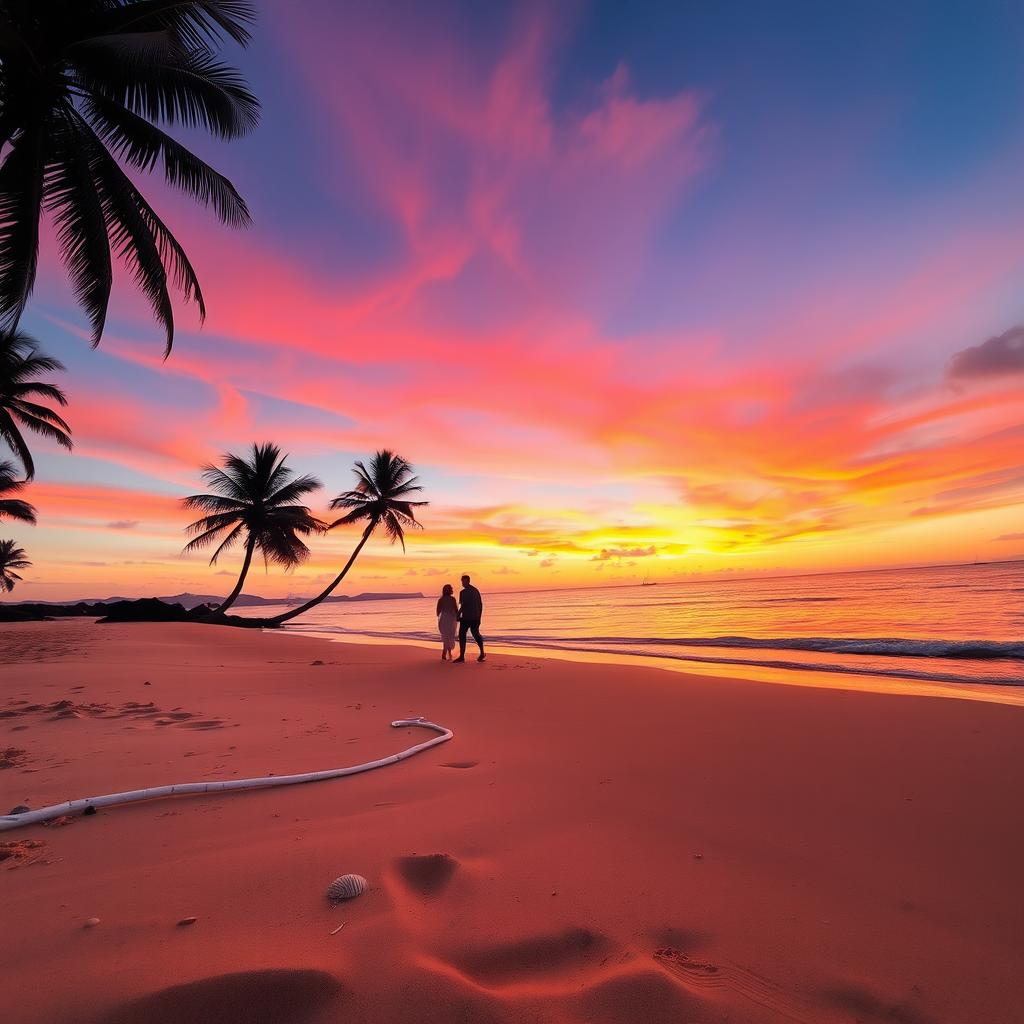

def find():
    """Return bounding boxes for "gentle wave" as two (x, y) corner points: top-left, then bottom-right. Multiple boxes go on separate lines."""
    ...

(284, 624), (1024, 686)
(534, 635), (1024, 660)
(289, 626), (1024, 661)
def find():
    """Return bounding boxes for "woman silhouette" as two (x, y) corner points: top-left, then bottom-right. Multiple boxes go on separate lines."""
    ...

(436, 584), (458, 661)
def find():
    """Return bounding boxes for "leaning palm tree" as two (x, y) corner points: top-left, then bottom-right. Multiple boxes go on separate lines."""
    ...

(0, 330), (73, 478)
(182, 443), (323, 614)
(269, 451), (427, 625)
(0, 461), (35, 524)
(0, 539), (31, 593)
(0, 1), (259, 353)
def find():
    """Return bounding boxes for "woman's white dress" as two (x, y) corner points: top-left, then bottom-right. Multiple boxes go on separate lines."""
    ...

(437, 600), (458, 653)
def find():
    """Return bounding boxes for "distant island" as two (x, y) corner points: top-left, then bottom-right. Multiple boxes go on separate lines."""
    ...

(10, 591), (423, 610)
(0, 591), (425, 622)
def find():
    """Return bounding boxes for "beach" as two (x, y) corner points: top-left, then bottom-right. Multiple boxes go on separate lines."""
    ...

(2, 620), (1023, 1024)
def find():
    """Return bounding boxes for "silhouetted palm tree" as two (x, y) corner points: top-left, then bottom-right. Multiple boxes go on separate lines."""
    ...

(0, 539), (31, 593)
(269, 451), (427, 625)
(0, 1), (259, 353)
(182, 443), (323, 614)
(0, 330), (72, 478)
(0, 461), (35, 524)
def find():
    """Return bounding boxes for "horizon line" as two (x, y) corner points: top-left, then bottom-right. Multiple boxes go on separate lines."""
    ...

(12, 555), (1023, 606)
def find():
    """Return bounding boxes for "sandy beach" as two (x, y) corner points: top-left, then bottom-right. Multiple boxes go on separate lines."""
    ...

(1, 620), (1023, 1024)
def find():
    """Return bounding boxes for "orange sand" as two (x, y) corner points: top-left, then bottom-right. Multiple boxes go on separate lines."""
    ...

(1, 619), (1022, 1024)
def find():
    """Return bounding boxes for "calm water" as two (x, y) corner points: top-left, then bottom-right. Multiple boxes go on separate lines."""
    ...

(240, 561), (1024, 690)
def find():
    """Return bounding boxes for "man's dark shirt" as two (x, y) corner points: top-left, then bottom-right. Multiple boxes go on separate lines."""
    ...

(459, 584), (483, 621)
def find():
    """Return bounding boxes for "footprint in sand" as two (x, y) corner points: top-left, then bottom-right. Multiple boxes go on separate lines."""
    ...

(0, 700), (225, 730)
(574, 969), (709, 1024)
(654, 947), (818, 1022)
(394, 853), (459, 896)
(0, 747), (28, 769)
(652, 948), (722, 988)
(820, 984), (936, 1024)
(451, 926), (612, 987)
(92, 969), (345, 1024)
(0, 838), (47, 866)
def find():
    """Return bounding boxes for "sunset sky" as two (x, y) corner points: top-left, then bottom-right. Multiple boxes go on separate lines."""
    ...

(10, 0), (1024, 601)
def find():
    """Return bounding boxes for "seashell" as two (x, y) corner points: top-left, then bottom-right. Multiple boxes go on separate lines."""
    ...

(84, 917), (101, 928)
(326, 874), (368, 901)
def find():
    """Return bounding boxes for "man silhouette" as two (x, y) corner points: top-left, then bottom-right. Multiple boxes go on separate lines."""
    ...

(454, 574), (485, 662)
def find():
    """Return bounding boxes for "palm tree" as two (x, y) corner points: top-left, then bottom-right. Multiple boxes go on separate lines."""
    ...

(0, 539), (31, 593)
(182, 443), (323, 614)
(0, 461), (35, 524)
(0, 1), (259, 353)
(0, 330), (72, 478)
(269, 451), (427, 625)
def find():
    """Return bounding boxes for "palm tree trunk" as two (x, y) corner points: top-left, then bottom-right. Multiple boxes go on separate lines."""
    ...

(216, 535), (256, 614)
(268, 525), (372, 625)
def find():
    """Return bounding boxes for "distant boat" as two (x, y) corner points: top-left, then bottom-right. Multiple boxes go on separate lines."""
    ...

(641, 578), (657, 586)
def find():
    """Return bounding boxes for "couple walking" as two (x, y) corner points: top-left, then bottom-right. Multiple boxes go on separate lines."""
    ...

(436, 575), (485, 662)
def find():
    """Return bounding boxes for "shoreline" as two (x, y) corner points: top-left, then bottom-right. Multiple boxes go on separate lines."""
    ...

(278, 626), (1024, 707)
(2, 619), (1023, 1024)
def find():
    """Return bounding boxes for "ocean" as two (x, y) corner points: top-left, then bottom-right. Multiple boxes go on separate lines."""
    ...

(240, 561), (1024, 696)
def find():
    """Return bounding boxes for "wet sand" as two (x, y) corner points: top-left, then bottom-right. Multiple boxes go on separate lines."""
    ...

(1, 619), (1022, 1024)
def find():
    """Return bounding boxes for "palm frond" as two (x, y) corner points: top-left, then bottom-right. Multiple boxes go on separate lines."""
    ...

(0, 498), (36, 524)
(181, 491), (245, 513)
(0, 539), (31, 591)
(183, 508), (241, 538)
(9, 380), (69, 406)
(0, 122), (45, 332)
(206, 519), (244, 564)
(74, 45), (259, 139)
(0, 460), (25, 486)
(197, 463), (250, 501)
(267, 474), (322, 508)
(327, 505), (376, 528)
(182, 519), (238, 554)
(82, 93), (251, 226)
(43, 113), (113, 346)
(0, 331), (69, 384)
(0, 408), (35, 478)
(81, 122), (176, 352)
(89, 1), (258, 51)
(256, 524), (312, 569)
(10, 398), (73, 435)
(0, 457), (36, 522)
